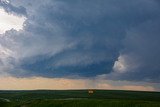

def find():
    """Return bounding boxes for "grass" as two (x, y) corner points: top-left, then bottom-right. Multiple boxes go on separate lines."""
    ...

(0, 90), (160, 107)
(19, 99), (160, 107)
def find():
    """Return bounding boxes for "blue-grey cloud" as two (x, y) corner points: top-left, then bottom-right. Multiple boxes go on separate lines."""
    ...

(108, 19), (160, 83)
(0, 0), (27, 16)
(0, 0), (160, 82)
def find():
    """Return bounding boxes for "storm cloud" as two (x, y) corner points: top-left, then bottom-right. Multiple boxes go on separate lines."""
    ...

(0, 0), (160, 82)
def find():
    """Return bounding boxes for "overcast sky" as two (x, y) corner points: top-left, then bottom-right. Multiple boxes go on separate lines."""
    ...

(0, 0), (160, 91)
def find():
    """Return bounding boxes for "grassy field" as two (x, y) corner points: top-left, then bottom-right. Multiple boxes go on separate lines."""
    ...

(0, 90), (160, 107)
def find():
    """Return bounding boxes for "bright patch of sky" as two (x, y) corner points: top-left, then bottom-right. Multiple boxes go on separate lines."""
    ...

(0, 8), (25, 34)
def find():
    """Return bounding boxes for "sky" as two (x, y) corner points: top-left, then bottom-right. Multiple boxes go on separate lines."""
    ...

(0, 0), (160, 91)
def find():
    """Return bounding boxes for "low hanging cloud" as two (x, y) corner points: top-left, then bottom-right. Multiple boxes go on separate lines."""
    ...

(0, 0), (160, 83)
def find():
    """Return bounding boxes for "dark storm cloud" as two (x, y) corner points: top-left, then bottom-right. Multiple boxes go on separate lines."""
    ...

(108, 19), (160, 82)
(0, 0), (160, 82)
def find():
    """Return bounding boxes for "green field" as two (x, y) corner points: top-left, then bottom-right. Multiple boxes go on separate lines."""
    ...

(0, 90), (160, 107)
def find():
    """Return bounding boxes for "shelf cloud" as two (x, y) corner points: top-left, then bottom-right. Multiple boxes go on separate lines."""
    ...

(0, 0), (160, 85)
